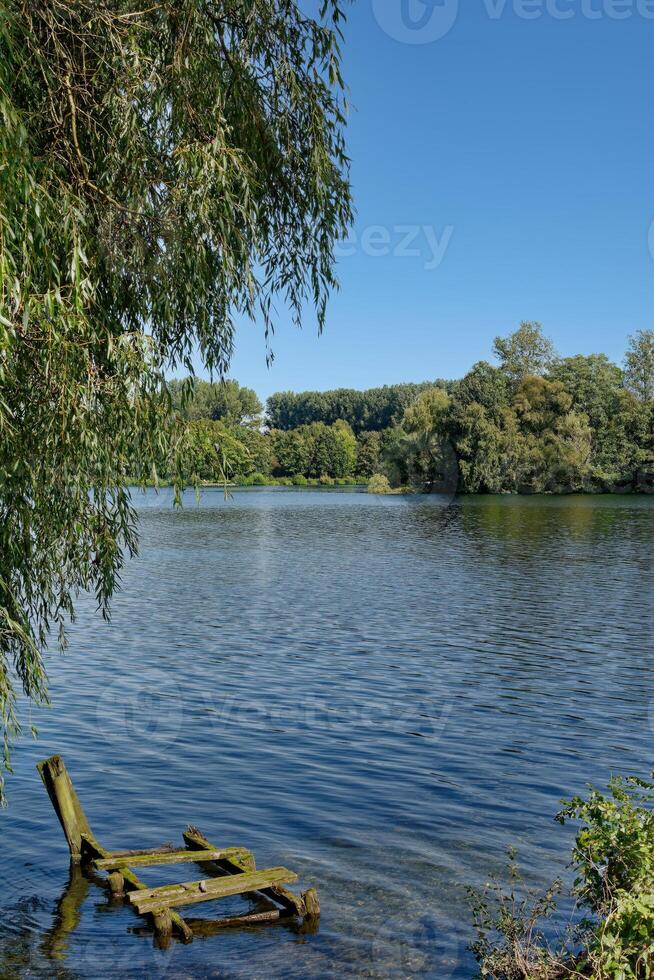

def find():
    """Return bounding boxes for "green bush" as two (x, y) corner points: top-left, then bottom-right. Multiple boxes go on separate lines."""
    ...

(318, 474), (334, 485)
(367, 473), (393, 495)
(292, 474), (308, 486)
(249, 472), (269, 485)
(468, 774), (654, 979)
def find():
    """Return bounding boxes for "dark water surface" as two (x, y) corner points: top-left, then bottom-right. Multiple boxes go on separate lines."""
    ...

(1, 490), (653, 979)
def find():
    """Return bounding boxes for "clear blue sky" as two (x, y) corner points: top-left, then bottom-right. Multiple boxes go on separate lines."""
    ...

(201, 1), (654, 400)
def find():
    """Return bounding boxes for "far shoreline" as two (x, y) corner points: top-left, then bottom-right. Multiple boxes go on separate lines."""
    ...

(127, 482), (654, 497)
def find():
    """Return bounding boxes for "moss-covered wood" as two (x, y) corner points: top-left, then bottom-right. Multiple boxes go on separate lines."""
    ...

(38, 755), (317, 943)
(130, 867), (298, 914)
(37, 756), (97, 862)
(302, 887), (321, 920)
(37, 758), (193, 942)
(183, 827), (306, 917)
(94, 847), (252, 871)
(108, 872), (125, 897)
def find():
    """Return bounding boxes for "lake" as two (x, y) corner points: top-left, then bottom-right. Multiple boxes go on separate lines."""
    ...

(1, 490), (653, 979)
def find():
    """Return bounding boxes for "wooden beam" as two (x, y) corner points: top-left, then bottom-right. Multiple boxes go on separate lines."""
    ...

(183, 827), (306, 917)
(37, 756), (97, 863)
(108, 872), (125, 897)
(152, 909), (173, 940)
(302, 887), (321, 920)
(130, 868), (298, 914)
(94, 847), (251, 871)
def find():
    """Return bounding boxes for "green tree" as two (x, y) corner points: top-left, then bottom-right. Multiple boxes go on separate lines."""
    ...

(181, 420), (250, 483)
(384, 429), (458, 493)
(592, 389), (654, 490)
(266, 382), (446, 433)
(402, 387), (451, 434)
(270, 428), (314, 478)
(229, 425), (271, 477)
(624, 330), (654, 402)
(454, 361), (510, 423)
(212, 381), (262, 426)
(170, 379), (263, 425)
(548, 354), (623, 431)
(271, 421), (356, 479)
(0, 0), (351, 798)
(510, 377), (592, 491)
(512, 376), (573, 435)
(332, 420), (357, 477)
(356, 431), (382, 479)
(493, 322), (556, 384)
(367, 474), (392, 495)
(451, 403), (506, 493)
(547, 354), (639, 487)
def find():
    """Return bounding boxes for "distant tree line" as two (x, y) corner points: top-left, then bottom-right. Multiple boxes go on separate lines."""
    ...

(266, 382), (447, 434)
(170, 323), (654, 492)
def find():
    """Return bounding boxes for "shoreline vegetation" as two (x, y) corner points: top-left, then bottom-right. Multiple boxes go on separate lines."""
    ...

(469, 773), (654, 979)
(159, 323), (654, 497)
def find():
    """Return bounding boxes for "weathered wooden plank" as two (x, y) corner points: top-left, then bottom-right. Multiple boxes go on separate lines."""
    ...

(36, 755), (193, 943)
(37, 756), (97, 863)
(183, 827), (306, 916)
(183, 827), (256, 874)
(130, 868), (298, 913)
(94, 847), (251, 871)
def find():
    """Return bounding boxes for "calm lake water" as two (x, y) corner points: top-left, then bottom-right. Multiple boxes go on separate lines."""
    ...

(1, 490), (653, 979)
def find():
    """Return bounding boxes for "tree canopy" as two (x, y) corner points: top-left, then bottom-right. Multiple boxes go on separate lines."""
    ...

(625, 330), (654, 402)
(169, 379), (263, 426)
(172, 324), (654, 494)
(266, 381), (448, 433)
(0, 0), (352, 799)
(493, 320), (556, 384)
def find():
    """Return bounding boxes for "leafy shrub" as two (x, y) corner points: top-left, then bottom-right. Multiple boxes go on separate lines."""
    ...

(367, 473), (393, 494)
(292, 474), (308, 486)
(249, 472), (269, 485)
(469, 774), (654, 979)
(468, 852), (568, 979)
(318, 474), (334, 485)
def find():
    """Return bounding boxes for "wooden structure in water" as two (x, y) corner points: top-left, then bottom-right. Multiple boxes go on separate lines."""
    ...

(38, 755), (320, 944)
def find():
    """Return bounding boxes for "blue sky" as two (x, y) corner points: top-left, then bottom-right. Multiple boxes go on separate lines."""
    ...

(205, 1), (654, 400)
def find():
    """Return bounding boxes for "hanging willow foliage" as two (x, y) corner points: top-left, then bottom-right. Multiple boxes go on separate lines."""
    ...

(0, 0), (352, 800)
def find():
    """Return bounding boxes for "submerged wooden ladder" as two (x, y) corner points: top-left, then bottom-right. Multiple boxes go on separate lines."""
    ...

(38, 755), (320, 944)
